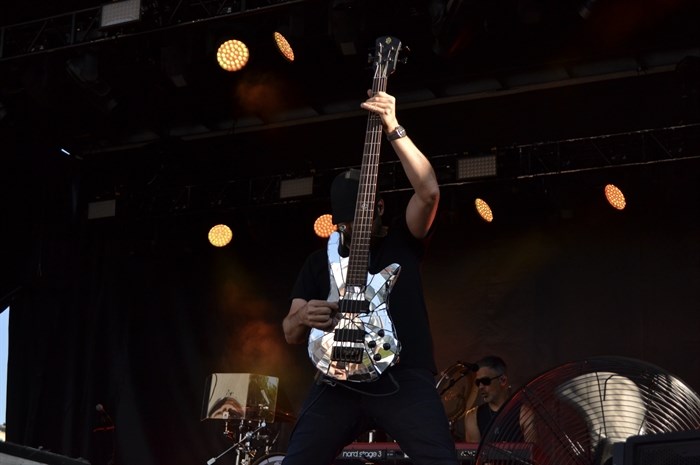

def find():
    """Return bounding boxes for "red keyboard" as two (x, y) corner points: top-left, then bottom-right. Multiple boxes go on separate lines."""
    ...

(337, 441), (532, 463)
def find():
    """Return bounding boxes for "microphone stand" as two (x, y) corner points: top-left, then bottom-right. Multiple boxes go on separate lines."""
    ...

(206, 420), (267, 465)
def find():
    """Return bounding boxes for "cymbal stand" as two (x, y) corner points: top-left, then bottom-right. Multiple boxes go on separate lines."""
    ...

(206, 419), (267, 465)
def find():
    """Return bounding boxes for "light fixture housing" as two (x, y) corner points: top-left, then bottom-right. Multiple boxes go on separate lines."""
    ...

(208, 224), (233, 247)
(279, 177), (313, 199)
(457, 154), (497, 180)
(273, 31), (295, 62)
(604, 184), (627, 210)
(474, 198), (494, 223)
(216, 39), (250, 72)
(100, 0), (141, 28)
(314, 214), (336, 238)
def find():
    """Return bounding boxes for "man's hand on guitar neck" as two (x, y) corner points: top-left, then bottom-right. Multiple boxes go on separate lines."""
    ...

(283, 298), (339, 344)
(361, 90), (440, 240)
(361, 90), (399, 133)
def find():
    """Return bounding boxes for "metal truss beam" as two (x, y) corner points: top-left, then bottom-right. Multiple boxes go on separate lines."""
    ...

(92, 122), (700, 220)
(0, 0), (308, 62)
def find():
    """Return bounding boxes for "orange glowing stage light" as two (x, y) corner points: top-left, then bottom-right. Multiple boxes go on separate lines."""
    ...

(314, 214), (336, 238)
(474, 198), (494, 223)
(208, 224), (233, 247)
(273, 31), (294, 62)
(604, 184), (626, 210)
(217, 39), (250, 72)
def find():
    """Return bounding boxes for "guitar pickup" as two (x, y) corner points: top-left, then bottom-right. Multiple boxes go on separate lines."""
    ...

(333, 329), (365, 343)
(338, 300), (370, 314)
(331, 346), (364, 363)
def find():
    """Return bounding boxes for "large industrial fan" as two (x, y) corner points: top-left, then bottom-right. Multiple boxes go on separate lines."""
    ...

(476, 356), (700, 465)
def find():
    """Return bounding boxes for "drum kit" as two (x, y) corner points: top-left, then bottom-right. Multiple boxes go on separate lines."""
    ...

(202, 373), (293, 465)
(208, 408), (295, 465)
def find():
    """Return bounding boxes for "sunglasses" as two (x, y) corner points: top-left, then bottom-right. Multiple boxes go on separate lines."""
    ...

(474, 375), (502, 387)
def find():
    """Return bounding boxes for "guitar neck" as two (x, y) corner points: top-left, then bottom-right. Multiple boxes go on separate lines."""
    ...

(308, 37), (403, 383)
(346, 59), (390, 286)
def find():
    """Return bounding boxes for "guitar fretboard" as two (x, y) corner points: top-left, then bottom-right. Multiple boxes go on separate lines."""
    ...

(345, 50), (391, 287)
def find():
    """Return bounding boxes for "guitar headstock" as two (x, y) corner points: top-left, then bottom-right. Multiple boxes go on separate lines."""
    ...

(370, 36), (403, 77)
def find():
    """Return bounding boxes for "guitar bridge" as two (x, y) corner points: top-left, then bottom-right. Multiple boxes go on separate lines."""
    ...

(331, 346), (364, 363)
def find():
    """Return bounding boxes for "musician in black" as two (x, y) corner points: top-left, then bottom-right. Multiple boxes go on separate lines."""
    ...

(281, 91), (458, 465)
(464, 356), (534, 444)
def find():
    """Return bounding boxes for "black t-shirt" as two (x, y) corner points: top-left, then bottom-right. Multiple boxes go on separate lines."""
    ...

(477, 403), (525, 443)
(290, 216), (437, 374)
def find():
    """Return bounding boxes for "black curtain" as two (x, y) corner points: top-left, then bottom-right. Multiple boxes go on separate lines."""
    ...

(5, 151), (315, 464)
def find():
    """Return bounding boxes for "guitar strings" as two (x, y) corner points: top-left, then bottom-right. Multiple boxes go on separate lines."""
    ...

(335, 51), (391, 373)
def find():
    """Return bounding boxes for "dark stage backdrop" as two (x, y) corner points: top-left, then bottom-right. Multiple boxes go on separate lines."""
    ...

(5, 156), (700, 465)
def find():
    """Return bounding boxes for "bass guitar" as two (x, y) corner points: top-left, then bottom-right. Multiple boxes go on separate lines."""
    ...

(307, 36), (403, 382)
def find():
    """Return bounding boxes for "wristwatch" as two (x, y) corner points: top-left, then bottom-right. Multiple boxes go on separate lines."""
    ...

(386, 125), (407, 141)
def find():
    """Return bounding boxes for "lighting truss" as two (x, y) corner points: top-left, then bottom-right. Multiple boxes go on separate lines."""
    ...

(0, 0), (305, 62)
(86, 123), (700, 219)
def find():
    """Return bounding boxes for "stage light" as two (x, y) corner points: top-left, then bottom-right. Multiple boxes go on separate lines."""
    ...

(217, 40), (250, 72)
(457, 154), (497, 180)
(474, 198), (494, 222)
(604, 184), (626, 210)
(208, 224), (233, 247)
(314, 214), (336, 238)
(273, 31), (295, 62)
(280, 176), (313, 199)
(88, 199), (116, 219)
(100, 0), (141, 27)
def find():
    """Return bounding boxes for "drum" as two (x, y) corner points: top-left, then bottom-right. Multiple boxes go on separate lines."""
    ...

(252, 453), (285, 465)
(435, 361), (478, 432)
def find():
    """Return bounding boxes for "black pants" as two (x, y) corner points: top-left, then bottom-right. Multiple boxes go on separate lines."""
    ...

(281, 366), (459, 465)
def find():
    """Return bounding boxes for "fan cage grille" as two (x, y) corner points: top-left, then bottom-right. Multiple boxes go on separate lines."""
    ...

(476, 356), (700, 465)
